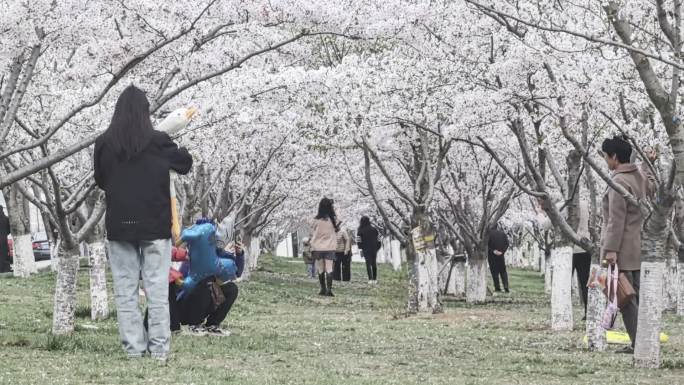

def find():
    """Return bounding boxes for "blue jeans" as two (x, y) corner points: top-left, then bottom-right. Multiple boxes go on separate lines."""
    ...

(108, 239), (171, 358)
(306, 263), (315, 278)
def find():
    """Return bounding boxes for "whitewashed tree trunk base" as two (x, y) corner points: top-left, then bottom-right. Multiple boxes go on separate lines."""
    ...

(677, 263), (684, 316)
(88, 241), (109, 321)
(572, 270), (580, 306)
(52, 254), (80, 335)
(663, 259), (678, 312)
(452, 261), (466, 297)
(390, 240), (401, 271)
(551, 247), (573, 331)
(586, 264), (607, 351)
(11, 234), (35, 278)
(544, 255), (552, 295)
(249, 236), (260, 271)
(634, 261), (665, 369)
(415, 246), (441, 313)
(466, 258), (487, 304)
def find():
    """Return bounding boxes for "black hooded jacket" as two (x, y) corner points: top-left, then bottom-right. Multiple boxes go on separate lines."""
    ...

(487, 228), (509, 257)
(357, 225), (380, 254)
(94, 130), (192, 241)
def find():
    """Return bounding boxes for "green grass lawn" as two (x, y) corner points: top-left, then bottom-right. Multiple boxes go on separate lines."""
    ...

(1, 256), (684, 385)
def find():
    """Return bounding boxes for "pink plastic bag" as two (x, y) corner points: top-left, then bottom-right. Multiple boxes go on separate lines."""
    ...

(601, 264), (619, 330)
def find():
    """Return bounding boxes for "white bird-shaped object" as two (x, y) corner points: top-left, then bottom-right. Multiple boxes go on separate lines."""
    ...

(156, 106), (198, 243)
(158, 107), (198, 136)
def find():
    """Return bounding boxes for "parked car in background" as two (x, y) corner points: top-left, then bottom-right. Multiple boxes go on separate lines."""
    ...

(7, 232), (51, 262)
(32, 232), (51, 261)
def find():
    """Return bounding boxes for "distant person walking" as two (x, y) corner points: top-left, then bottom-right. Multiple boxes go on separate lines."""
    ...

(94, 85), (193, 360)
(357, 216), (380, 284)
(0, 206), (10, 273)
(488, 224), (510, 293)
(310, 198), (339, 296)
(333, 225), (352, 281)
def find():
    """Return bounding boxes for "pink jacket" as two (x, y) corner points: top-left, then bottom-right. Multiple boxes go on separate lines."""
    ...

(310, 218), (337, 251)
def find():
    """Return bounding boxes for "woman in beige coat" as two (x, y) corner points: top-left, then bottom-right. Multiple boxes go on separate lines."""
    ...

(310, 197), (339, 296)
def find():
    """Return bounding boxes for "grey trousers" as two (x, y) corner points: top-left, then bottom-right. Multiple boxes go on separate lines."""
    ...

(108, 239), (171, 358)
(620, 270), (640, 348)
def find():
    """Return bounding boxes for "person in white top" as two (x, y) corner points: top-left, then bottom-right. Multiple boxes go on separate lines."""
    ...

(310, 198), (339, 296)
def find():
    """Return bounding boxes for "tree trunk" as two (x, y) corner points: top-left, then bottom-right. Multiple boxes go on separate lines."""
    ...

(52, 244), (80, 334)
(544, 252), (552, 295)
(452, 260), (466, 297)
(11, 234), (34, 277)
(88, 240), (109, 321)
(634, 191), (673, 369)
(406, 241), (419, 314)
(571, 270), (580, 306)
(411, 224), (441, 313)
(240, 233), (255, 282)
(634, 261), (666, 368)
(390, 239), (401, 271)
(466, 255), (487, 304)
(439, 259), (449, 294)
(5, 185), (35, 277)
(551, 246), (573, 331)
(249, 235), (260, 271)
(677, 262), (684, 316)
(664, 257), (678, 312)
(586, 264), (607, 351)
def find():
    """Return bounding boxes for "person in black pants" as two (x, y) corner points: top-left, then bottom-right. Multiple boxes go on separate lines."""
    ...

(0, 206), (10, 273)
(178, 277), (238, 336)
(487, 224), (510, 293)
(572, 200), (591, 319)
(147, 240), (244, 336)
(333, 226), (352, 281)
(357, 216), (380, 284)
(573, 252), (591, 317)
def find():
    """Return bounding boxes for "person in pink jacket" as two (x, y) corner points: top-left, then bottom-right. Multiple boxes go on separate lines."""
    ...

(310, 198), (339, 296)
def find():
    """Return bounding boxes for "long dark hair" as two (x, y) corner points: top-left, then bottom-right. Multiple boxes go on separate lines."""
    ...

(315, 197), (339, 232)
(358, 216), (371, 232)
(103, 85), (154, 160)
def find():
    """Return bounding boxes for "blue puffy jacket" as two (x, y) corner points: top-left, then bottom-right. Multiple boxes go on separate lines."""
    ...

(177, 222), (237, 299)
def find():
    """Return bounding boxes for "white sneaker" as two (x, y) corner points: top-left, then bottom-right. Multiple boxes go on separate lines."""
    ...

(368, 280), (373, 285)
(183, 324), (207, 336)
(205, 325), (231, 337)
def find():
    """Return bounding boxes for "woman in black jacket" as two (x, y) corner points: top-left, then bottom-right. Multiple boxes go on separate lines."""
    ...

(357, 216), (380, 284)
(94, 85), (192, 360)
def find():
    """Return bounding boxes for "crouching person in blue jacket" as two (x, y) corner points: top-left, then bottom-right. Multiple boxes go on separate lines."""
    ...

(176, 239), (245, 337)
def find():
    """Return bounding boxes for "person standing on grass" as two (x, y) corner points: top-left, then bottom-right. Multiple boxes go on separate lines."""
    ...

(357, 216), (380, 285)
(310, 198), (339, 296)
(301, 237), (315, 278)
(599, 136), (656, 354)
(487, 223), (510, 293)
(332, 224), (352, 282)
(94, 85), (193, 360)
(0, 206), (10, 273)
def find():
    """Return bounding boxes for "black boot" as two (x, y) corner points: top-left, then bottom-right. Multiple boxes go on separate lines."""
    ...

(326, 273), (334, 297)
(318, 273), (326, 295)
